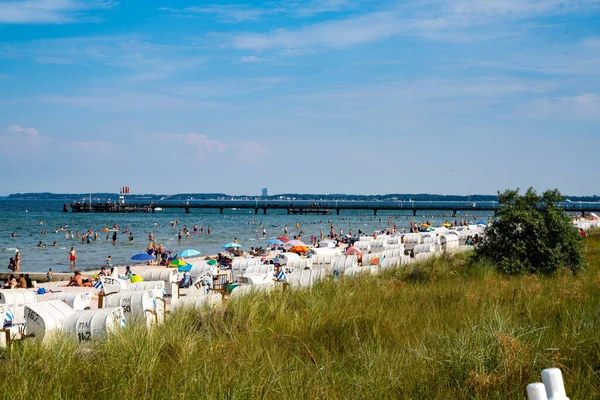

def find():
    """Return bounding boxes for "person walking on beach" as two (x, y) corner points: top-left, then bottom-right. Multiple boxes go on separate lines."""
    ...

(69, 247), (76, 270)
(15, 250), (21, 272)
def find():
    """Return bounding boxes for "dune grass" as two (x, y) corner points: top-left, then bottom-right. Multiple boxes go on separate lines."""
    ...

(2, 236), (600, 399)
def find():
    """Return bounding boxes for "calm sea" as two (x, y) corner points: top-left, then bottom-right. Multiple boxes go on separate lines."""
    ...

(0, 199), (480, 273)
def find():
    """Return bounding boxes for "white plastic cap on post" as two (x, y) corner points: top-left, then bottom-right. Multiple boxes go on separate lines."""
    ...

(541, 368), (569, 400)
(527, 383), (548, 400)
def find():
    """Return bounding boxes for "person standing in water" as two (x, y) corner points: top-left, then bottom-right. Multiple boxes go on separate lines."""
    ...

(69, 247), (76, 270)
(14, 250), (21, 272)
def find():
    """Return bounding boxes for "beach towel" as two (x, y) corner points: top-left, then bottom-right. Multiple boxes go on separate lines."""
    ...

(275, 268), (286, 282)
(204, 275), (212, 295)
(3, 308), (14, 327)
(93, 280), (103, 289)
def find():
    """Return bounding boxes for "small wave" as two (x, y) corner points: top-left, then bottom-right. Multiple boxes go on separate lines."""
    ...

(1, 247), (18, 252)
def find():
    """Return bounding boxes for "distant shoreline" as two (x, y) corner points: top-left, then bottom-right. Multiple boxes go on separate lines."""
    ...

(5, 192), (600, 203)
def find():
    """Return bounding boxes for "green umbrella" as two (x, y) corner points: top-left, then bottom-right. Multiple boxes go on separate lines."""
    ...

(168, 259), (188, 268)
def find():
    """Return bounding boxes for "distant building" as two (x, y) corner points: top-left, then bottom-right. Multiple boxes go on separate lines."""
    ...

(262, 188), (269, 197)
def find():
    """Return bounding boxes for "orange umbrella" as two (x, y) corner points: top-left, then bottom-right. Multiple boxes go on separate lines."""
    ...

(369, 257), (380, 265)
(290, 246), (309, 253)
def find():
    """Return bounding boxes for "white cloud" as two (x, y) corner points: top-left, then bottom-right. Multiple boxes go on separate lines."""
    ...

(232, 11), (402, 51)
(5, 124), (39, 136)
(234, 140), (269, 164)
(583, 37), (600, 49)
(529, 93), (600, 121)
(39, 92), (226, 112)
(572, 93), (600, 104)
(0, 0), (112, 24)
(0, 35), (208, 83)
(240, 55), (264, 63)
(0, 124), (113, 160)
(146, 133), (268, 164)
(225, 0), (599, 53)
(163, 0), (361, 22)
(167, 4), (283, 22)
(448, 0), (586, 17)
(292, 0), (358, 17)
(182, 133), (228, 153)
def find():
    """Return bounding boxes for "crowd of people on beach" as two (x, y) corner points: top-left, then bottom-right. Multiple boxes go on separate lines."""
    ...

(7, 210), (596, 286)
(1, 273), (34, 289)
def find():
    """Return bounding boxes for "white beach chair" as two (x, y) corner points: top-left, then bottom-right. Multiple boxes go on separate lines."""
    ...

(100, 276), (127, 295)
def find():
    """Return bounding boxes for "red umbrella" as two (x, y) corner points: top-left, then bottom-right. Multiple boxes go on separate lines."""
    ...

(345, 246), (362, 256)
(277, 236), (289, 243)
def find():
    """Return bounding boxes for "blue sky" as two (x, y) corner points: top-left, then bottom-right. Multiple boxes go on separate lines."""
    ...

(0, 0), (599, 196)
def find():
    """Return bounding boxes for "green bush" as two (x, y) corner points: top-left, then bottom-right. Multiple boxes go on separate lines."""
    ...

(476, 188), (584, 274)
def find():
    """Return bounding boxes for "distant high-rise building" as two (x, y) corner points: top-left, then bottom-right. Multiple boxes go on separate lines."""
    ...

(262, 188), (269, 197)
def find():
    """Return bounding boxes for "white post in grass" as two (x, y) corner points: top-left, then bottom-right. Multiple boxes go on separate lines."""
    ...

(527, 383), (548, 400)
(527, 368), (569, 400)
(541, 368), (569, 400)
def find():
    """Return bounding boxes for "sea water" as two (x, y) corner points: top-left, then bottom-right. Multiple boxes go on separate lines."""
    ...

(0, 199), (479, 272)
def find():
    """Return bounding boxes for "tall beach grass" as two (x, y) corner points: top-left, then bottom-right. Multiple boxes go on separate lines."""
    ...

(2, 236), (600, 399)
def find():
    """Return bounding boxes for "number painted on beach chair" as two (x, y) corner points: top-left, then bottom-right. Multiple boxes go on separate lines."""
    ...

(27, 309), (40, 324)
(77, 331), (92, 342)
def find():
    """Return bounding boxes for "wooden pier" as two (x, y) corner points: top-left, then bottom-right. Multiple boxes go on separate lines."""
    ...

(66, 199), (600, 216)
(287, 208), (331, 215)
(69, 202), (152, 213)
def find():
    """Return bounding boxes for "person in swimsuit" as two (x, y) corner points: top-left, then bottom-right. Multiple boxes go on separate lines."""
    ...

(67, 271), (85, 287)
(69, 247), (76, 270)
(7, 257), (16, 271)
(14, 250), (21, 272)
